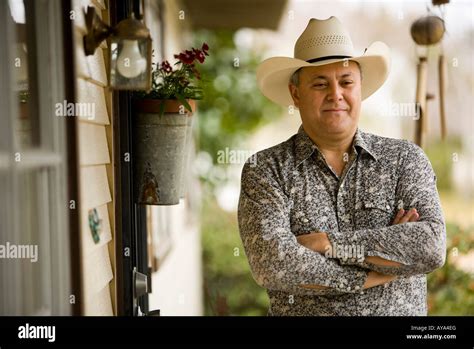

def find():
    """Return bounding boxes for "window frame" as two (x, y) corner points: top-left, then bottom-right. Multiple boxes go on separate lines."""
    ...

(0, 0), (77, 315)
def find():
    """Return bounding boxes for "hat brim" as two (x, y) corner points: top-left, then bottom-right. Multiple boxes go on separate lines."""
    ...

(256, 41), (390, 107)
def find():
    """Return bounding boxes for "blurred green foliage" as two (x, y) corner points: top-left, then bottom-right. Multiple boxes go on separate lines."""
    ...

(192, 30), (282, 165)
(193, 29), (279, 315)
(427, 222), (474, 315)
(423, 138), (473, 314)
(201, 197), (269, 316)
(425, 137), (463, 191)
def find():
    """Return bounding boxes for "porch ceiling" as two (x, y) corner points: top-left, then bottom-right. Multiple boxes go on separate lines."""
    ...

(181, 0), (288, 30)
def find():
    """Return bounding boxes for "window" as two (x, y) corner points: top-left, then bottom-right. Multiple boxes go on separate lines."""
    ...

(0, 0), (73, 315)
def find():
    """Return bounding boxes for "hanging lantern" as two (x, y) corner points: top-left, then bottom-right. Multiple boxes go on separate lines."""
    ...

(83, 6), (152, 90)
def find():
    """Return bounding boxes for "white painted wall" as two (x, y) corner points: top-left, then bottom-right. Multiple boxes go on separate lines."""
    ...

(148, 204), (203, 316)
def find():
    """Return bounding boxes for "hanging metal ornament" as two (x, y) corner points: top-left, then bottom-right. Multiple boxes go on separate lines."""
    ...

(410, 1), (449, 147)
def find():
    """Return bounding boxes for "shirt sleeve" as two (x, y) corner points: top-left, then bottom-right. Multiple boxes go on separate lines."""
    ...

(238, 160), (368, 296)
(328, 142), (447, 276)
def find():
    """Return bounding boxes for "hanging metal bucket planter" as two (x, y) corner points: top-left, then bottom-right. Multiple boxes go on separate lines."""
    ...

(133, 99), (195, 205)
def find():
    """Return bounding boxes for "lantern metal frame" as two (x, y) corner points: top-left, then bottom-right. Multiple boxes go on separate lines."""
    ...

(83, 6), (152, 90)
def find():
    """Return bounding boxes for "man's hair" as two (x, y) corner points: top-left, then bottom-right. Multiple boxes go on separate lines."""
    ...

(289, 61), (363, 86)
(290, 68), (302, 86)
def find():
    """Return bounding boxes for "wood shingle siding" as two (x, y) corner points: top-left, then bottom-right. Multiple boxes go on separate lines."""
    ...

(73, 0), (115, 315)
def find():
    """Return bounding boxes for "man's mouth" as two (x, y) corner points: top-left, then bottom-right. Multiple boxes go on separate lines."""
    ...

(323, 109), (347, 112)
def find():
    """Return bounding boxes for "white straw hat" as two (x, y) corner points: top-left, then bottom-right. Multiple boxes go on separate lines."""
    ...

(256, 16), (391, 107)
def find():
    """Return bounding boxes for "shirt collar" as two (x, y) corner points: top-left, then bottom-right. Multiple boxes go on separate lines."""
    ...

(294, 125), (378, 167)
(352, 128), (378, 161)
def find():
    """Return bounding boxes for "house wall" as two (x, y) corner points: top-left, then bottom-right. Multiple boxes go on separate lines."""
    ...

(72, 0), (115, 315)
(71, 0), (203, 315)
(148, 207), (203, 316)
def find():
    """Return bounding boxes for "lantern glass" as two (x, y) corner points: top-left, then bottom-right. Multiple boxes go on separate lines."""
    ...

(110, 36), (151, 90)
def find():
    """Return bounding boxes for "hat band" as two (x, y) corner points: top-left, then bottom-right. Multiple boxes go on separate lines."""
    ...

(306, 55), (352, 63)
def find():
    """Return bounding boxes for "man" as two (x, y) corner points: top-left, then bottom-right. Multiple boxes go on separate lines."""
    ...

(237, 16), (446, 316)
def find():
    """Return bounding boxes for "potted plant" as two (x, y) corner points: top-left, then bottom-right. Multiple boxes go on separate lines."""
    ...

(133, 43), (209, 205)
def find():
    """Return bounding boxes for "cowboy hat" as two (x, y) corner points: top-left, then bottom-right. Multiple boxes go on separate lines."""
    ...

(256, 16), (391, 107)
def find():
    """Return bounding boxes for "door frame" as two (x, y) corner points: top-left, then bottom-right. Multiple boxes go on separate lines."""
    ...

(110, 0), (150, 316)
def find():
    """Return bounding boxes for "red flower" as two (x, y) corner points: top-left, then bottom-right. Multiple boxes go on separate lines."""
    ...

(192, 48), (206, 63)
(160, 60), (172, 73)
(175, 50), (195, 65)
(145, 43), (208, 103)
(202, 43), (209, 56)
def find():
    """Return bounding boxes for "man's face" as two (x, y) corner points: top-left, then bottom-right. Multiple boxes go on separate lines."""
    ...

(289, 61), (362, 139)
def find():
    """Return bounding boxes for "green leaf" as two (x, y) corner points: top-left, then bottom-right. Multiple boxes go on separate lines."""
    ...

(176, 93), (193, 113)
(159, 100), (165, 117)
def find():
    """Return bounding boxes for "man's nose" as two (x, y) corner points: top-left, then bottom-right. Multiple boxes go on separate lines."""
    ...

(327, 83), (343, 101)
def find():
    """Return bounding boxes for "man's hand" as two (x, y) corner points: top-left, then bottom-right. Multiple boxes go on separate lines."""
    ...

(391, 207), (419, 224)
(296, 231), (330, 254)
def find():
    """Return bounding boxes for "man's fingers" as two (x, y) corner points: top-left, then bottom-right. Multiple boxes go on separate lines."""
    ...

(399, 208), (418, 223)
(391, 208), (419, 225)
(392, 209), (405, 225)
(408, 211), (419, 222)
(398, 210), (413, 223)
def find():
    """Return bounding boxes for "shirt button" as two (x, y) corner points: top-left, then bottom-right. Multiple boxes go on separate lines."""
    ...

(386, 204), (391, 210)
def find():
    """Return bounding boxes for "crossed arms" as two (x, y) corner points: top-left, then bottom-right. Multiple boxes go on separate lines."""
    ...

(298, 208), (420, 291)
(237, 143), (446, 296)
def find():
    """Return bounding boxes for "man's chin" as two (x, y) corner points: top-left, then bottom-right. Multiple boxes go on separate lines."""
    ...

(321, 123), (354, 135)
(303, 118), (357, 137)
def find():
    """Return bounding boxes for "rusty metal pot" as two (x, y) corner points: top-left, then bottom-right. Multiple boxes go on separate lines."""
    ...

(133, 99), (195, 205)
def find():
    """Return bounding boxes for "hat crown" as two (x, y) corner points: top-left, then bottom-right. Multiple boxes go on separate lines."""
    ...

(294, 16), (355, 61)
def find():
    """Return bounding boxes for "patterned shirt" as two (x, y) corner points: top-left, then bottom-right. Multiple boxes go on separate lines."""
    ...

(238, 125), (446, 316)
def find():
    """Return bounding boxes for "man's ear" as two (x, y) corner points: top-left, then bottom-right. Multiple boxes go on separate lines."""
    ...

(288, 84), (300, 108)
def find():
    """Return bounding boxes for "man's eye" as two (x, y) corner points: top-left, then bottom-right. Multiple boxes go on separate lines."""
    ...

(342, 81), (353, 85)
(312, 83), (327, 88)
